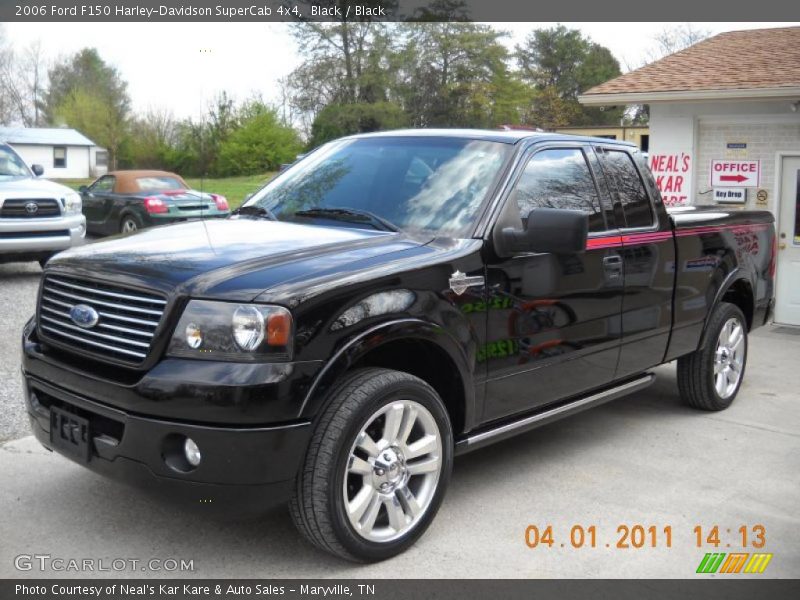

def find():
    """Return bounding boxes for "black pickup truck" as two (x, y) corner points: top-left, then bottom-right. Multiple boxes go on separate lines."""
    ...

(21, 130), (775, 561)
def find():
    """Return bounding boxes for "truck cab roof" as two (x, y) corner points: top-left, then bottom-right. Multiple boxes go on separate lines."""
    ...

(348, 128), (638, 148)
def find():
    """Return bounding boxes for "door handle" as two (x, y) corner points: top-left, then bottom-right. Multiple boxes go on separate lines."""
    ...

(779, 243), (786, 250)
(603, 255), (623, 279)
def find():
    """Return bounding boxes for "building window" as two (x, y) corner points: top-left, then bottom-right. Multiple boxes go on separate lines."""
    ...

(95, 150), (108, 167)
(640, 135), (650, 153)
(53, 146), (67, 168)
(598, 134), (617, 140)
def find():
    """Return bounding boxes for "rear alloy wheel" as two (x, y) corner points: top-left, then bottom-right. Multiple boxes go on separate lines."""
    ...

(678, 302), (748, 411)
(290, 368), (453, 562)
(712, 317), (746, 400)
(120, 215), (141, 234)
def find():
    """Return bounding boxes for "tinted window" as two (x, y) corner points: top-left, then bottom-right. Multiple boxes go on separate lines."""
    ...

(513, 148), (606, 232)
(601, 150), (654, 228)
(90, 176), (115, 193)
(247, 137), (511, 236)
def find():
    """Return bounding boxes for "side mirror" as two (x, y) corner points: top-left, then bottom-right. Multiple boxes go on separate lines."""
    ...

(31, 164), (44, 177)
(78, 185), (88, 194)
(501, 207), (588, 255)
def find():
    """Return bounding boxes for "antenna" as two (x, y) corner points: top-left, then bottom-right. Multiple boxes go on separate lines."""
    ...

(198, 45), (213, 251)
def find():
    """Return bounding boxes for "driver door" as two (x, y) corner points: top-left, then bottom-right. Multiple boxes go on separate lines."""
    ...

(482, 145), (624, 422)
(81, 175), (116, 229)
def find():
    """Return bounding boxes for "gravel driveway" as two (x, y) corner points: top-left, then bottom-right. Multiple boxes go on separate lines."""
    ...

(0, 261), (41, 442)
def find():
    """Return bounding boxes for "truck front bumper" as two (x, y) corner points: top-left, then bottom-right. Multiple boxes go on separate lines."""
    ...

(0, 213), (86, 259)
(21, 321), (314, 514)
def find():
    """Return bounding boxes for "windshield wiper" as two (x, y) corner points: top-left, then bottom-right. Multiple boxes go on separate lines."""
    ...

(294, 207), (399, 232)
(232, 205), (276, 220)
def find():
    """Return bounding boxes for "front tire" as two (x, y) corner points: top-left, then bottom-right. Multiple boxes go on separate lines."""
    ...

(677, 302), (748, 411)
(290, 368), (453, 562)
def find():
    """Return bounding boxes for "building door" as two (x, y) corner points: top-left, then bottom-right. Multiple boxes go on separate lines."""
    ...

(775, 156), (800, 326)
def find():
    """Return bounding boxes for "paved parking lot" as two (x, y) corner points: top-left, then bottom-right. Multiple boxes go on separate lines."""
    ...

(0, 262), (798, 577)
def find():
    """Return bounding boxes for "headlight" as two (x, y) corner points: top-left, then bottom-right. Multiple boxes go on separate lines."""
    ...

(167, 300), (292, 361)
(232, 305), (264, 351)
(63, 192), (82, 214)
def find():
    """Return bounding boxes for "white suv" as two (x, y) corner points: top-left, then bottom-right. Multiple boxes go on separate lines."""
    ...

(0, 142), (86, 267)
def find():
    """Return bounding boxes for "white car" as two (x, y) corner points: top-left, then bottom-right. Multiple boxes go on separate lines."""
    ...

(0, 142), (86, 267)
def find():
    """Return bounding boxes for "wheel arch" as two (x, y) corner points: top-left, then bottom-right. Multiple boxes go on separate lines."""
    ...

(699, 269), (755, 349)
(298, 319), (474, 436)
(118, 206), (143, 230)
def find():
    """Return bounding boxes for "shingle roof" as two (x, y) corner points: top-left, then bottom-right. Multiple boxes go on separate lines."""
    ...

(582, 26), (800, 99)
(0, 127), (97, 147)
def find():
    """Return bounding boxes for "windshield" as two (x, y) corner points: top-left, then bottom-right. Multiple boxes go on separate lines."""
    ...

(0, 145), (32, 179)
(244, 136), (511, 236)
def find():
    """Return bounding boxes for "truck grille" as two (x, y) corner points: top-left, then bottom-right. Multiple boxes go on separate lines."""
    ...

(38, 275), (167, 365)
(1, 198), (61, 218)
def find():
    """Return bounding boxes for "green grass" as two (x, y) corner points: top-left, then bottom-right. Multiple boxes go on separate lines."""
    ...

(57, 172), (276, 210)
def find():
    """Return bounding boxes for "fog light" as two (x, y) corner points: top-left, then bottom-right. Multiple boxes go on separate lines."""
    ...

(184, 437), (201, 467)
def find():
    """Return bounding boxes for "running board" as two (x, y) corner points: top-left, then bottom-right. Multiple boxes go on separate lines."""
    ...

(455, 373), (655, 455)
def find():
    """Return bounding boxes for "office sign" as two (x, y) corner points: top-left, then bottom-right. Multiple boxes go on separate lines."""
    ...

(710, 159), (760, 187)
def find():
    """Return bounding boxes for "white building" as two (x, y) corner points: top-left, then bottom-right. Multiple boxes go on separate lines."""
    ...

(0, 127), (108, 179)
(580, 26), (800, 326)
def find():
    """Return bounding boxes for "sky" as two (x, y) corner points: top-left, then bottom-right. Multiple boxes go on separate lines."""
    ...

(3, 21), (798, 121)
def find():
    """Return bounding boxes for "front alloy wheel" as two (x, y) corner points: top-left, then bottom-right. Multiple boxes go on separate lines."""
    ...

(290, 368), (453, 562)
(344, 399), (443, 543)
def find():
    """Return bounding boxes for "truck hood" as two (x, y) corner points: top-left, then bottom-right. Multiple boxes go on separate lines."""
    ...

(0, 176), (76, 200)
(47, 218), (431, 301)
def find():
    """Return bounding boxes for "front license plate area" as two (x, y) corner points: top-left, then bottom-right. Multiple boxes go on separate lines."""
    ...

(49, 405), (91, 462)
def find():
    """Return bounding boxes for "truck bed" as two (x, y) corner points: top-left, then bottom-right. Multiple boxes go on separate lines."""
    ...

(665, 205), (775, 360)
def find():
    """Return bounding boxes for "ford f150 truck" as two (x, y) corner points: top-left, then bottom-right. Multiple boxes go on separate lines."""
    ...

(0, 142), (86, 266)
(21, 130), (775, 561)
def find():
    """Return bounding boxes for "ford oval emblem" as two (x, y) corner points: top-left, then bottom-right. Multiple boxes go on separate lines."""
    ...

(25, 202), (39, 215)
(70, 304), (99, 329)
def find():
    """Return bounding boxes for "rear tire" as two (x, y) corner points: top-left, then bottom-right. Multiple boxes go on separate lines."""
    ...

(120, 213), (142, 234)
(290, 368), (453, 562)
(677, 302), (748, 411)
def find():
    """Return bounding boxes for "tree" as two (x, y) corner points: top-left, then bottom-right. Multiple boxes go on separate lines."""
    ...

(44, 48), (130, 168)
(393, 22), (520, 128)
(123, 109), (177, 168)
(647, 23), (712, 63)
(309, 101), (408, 146)
(516, 25), (623, 127)
(528, 86), (580, 130)
(0, 25), (15, 124)
(0, 29), (46, 126)
(628, 24), (712, 124)
(54, 88), (127, 170)
(217, 103), (302, 175)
